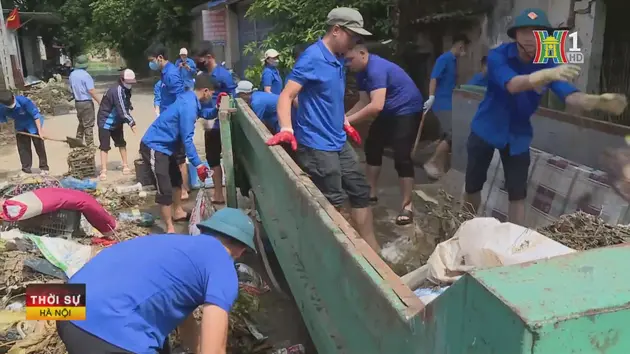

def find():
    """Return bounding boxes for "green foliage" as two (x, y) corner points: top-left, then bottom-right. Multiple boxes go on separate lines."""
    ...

(243, 0), (394, 71)
(244, 64), (264, 88)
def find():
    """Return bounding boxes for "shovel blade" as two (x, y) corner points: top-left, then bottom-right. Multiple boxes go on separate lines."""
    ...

(66, 136), (86, 148)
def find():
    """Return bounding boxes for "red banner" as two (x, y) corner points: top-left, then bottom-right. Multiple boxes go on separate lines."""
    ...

(6, 8), (20, 30)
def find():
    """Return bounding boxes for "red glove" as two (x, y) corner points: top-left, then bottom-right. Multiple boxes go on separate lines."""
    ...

(197, 164), (210, 181)
(266, 130), (298, 151)
(216, 92), (229, 108)
(344, 124), (361, 145)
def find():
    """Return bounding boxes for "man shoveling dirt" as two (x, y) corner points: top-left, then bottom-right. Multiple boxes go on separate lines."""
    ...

(56, 208), (257, 353)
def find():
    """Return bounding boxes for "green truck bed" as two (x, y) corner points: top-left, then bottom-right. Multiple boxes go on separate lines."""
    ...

(215, 98), (630, 353)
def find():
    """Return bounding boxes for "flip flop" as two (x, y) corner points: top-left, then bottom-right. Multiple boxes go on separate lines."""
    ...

(395, 209), (413, 226)
(369, 196), (378, 204)
(173, 212), (191, 222)
(99, 171), (107, 181)
(211, 199), (226, 205)
(122, 166), (132, 175)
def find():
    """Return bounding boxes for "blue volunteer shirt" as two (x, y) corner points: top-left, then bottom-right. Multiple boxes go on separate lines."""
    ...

(68, 68), (95, 101)
(356, 54), (423, 116)
(69, 234), (238, 354)
(159, 61), (185, 112)
(251, 91), (279, 132)
(141, 91), (203, 167)
(430, 51), (457, 111)
(467, 72), (488, 87)
(153, 80), (162, 108)
(175, 57), (197, 90)
(261, 65), (283, 94)
(209, 65), (237, 130)
(288, 39), (346, 151)
(471, 42), (579, 155)
(0, 96), (43, 134)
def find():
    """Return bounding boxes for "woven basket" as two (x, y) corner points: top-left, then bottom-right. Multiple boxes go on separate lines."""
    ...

(68, 154), (96, 179)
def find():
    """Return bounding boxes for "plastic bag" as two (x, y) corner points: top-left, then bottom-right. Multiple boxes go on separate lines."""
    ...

(189, 191), (213, 235)
(25, 235), (95, 277)
(236, 263), (270, 295)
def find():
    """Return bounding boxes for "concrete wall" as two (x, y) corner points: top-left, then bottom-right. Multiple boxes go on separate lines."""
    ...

(451, 89), (629, 173)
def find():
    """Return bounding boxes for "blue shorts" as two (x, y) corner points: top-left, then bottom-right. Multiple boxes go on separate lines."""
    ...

(465, 132), (530, 201)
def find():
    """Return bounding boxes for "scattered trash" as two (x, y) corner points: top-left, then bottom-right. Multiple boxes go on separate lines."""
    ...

(538, 211), (630, 250)
(60, 177), (97, 191)
(115, 182), (143, 194)
(236, 263), (270, 296)
(23, 258), (67, 280)
(117, 210), (155, 227)
(189, 190), (214, 236)
(91, 187), (146, 213)
(26, 234), (96, 278)
(413, 286), (449, 305)
(18, 75), (73, 115)
(271, 344), (306, 354)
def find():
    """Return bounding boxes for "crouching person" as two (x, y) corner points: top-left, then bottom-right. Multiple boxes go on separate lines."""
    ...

(235, 80), (280, 133)
(0, 91), (49, 176)
(57, 207), (257, 354)
(97, 69), (137, 181)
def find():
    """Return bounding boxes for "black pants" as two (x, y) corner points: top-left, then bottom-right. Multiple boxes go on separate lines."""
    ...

(139, 142), (183, 205)
(16, 132), (49, 173)
(364, 113), (419, 178)
(98, 127), (126, 152)
(204, 129), (222, 168)
(57, 321), (171, 354)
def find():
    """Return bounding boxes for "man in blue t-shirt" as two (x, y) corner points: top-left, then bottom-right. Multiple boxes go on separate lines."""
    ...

(463, 8), (626, 225)
(345, 43), (423, 226)
(266, 8), (380, 253)
(193, 42), (237, 205)
(235, 80), (280, 133)
(423, 34), (469, 180)
(56, 208), (257, 354)
(467, 56), (488, 87)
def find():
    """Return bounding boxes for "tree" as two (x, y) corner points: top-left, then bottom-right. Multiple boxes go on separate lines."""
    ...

(243, 0), (394, 81)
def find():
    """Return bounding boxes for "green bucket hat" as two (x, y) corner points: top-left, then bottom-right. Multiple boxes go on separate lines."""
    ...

(74, 55), (89, 69)
(507, 8), (553, 39)
(197, 207), (257, 253)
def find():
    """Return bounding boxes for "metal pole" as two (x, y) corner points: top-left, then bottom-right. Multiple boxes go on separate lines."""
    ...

(0, 4), (15, 89)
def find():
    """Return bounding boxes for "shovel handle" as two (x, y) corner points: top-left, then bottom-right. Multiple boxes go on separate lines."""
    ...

(16, 131), (63, 143)
(411, 110), (429, 158)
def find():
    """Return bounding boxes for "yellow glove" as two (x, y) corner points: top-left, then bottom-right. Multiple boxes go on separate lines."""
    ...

(528, 64), (581, 88)
(592, 93), (627, 115)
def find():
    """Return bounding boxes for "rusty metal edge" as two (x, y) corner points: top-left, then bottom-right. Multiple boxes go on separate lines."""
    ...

(234, 99), (425, 318)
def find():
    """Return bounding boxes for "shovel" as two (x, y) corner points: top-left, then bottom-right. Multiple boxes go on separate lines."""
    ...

(17, 132), (86, 148)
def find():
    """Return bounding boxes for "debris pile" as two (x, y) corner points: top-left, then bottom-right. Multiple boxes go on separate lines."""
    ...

(90, 188), (146, 213)
(0, 120), (16, 147)
(67, 147), (97, 179)
(19, 75), (73, 115)
(537, 211), (630, 250)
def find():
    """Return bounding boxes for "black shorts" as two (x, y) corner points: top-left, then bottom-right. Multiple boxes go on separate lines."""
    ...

(98, 127), (126, 152)
(364, 112), (419, 178)
(295, 142), (370, 209)
(465, 132), (530, 201)
(173, 144), (186, 165)
(140, 142), (184, 205)
(204, 129), (222, 168)
(57, 320), (170, 354)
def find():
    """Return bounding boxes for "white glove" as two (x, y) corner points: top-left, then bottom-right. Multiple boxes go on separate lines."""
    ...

(529, 64), (581, 88)
(583, 93), (628, 115)
(423, 95), (435, 111)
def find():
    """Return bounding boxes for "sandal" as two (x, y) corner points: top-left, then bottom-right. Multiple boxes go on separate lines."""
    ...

(211, 199), (226, 205)
(99, 170), (107, 181)
(395, 209), (413, 226)
(369, 196), (378, 205)
(122, 165), (132, 175)
(173, 212), (191, 222)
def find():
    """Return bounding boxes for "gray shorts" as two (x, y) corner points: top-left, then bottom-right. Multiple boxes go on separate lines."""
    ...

(435, 110), (452, 141)
(295, 142), (370, 209)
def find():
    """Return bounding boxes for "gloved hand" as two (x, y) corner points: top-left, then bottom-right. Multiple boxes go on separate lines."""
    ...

(590, 93), (627, 115)
(529, 64), (581, 87)
(423, 95), (435, 111)
(344, 123), (361, 145)
(196, 164), (210, 181)
(266, 129), (297, 151)
(216, 92), (229, 108)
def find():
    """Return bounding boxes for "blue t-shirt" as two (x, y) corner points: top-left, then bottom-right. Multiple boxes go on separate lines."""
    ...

(210, 65), (237, 130)
(159, 62), (185, 112)
(467, 72), (487, 87)
(251, 91), (279, 133)
(356, 54), (423, 116)
(288, 40), (346, 151)
(175, 58), (197, 90)
(261, 66), (283, 94)
(69, 234), (238, 354)
(471, 42), (579, 155)
(430, 51), (457, 111)
(68, 69), (95, 101)
(141, 91), (203, 167)
(0, 95), (44, 134)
